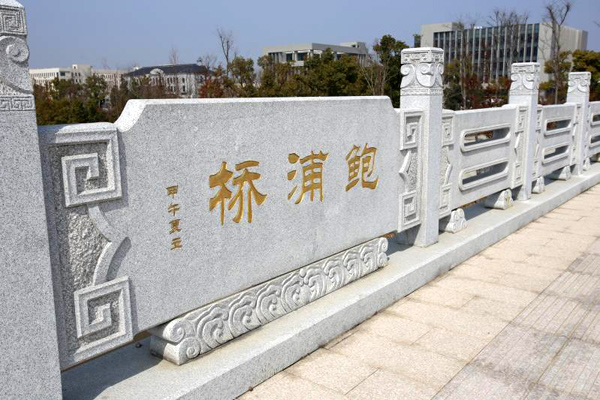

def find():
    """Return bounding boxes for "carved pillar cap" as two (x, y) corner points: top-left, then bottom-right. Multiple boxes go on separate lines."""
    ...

(0, 0), (32, 108)
(0, 0), (26, 36)
(400, 47), (444, 96)
(568, 71), (591, 94)
(0, 0), (23, 8)
(509, 62), (540, 95)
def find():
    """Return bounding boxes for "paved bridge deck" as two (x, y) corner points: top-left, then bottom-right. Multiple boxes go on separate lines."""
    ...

(240, 184), (600, 400)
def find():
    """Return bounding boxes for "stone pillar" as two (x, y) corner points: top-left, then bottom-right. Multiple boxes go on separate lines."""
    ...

(567, 71), (592, 175)
(508, 62), (540, 200)
(0, 1), (62, 399)
(399, 48), (443, 247)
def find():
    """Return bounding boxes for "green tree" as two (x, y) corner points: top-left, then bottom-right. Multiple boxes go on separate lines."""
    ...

(107, 77), (133, 122)
(83, 75), (108, 122)
(372, 35), (408, 107)
(225, 56), (257, 97)
(295, 49), (365, 97)
(572, 50), (600, 101)
(34, 78), (91, 125)
(541, 50), (571, 104)
(257, 55), (298, 97)
(198, 65), (227, 98)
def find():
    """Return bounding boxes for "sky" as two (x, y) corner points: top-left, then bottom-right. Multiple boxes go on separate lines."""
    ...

(23, 0), (600, 69)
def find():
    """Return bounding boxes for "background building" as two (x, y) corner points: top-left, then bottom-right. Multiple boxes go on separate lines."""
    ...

(418, 22), (588, 82)
(29, 64), (127, 91)
(263, 42), (369, 67)
(123, 64), (209, 98)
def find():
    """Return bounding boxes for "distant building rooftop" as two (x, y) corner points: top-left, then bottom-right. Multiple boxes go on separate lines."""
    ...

(263, 41), (368, 66)
(124, 64), (208, 78)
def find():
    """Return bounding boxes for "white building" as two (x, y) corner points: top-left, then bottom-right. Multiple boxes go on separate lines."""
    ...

(263, 42), (369, 67)
(418, 22), (588, 82)
(29, 64), (128, 91)
(122, 64), (209, 98)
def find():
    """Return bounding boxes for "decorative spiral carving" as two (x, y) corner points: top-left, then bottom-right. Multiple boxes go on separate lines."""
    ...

(376, 237), (389, 268)
(180, 337), (201, 360)
(400, 49), (443, 94)
(510, 63), (540, 94)
(150, 237), (389, 365)
(0, 35), (31, 93)
(568, 72), (591, 94)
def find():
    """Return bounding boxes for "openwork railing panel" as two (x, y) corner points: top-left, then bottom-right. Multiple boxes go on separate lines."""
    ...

(590, 101), (600, 158)
(445, 106), (519, 209)
(537, 104), (577, 177)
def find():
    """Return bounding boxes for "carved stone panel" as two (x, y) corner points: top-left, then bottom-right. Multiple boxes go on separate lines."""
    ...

(399, 111), (422, 229)
(40, 97), (400, 369)
(39, 123), (131, 369)
(150, 237), (388, 365)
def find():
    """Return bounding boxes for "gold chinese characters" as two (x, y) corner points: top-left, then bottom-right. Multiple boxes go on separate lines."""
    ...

(287, 151), (329, 204)
(167, 185), (183, 250)
(209, 161), (267, 225)
(206, 145), (379, 226)
(345, 144), (379, 191)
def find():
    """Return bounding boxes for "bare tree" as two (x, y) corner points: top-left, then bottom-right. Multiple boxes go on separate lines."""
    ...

(544, 0), (573, 104)
(167, 47), (181, 96)
(360, 45), (387, 96)
(197, 53), (220, 97)
(169, 46), (180, 65)
(450, 17), (477, 109)
(216, 27), (235, 76)
(488, 9), (529, 80)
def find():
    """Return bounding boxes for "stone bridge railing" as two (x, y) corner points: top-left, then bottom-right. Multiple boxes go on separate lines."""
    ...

(1, 1), (599, 399)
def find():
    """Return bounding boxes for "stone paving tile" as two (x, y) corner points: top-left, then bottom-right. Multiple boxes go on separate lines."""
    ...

(433, 363), (531, 400)
(460, 297), (526, 321)
(463, 256), (563, 281)
(571, 304), (600, 345)
(346, 369), (437, 400)
(240, 372), (346, 400)
(434, 249), (600, 400)
(330, 331), (465, 390)
(528, 220), (570, 233)
(526, 244), (583, 260)
(535, 216), (580, 230)
(322, 327), (358, 350)
(537, 339), (600, 398)
(522, 384), (588, 400)
(415, 328), (489, 362)
(407, 284), (474, 309)
(449, 263), (554, 293)
(481, 246), (532, 262)
(244, 185), (600, 400)
(518, 226), (598, 244)
(572, 255), (600, 276)
(356, 311), (431, 344)
(433, 276), (538, 307)
(502, 233), (553, 246)
(546, 238), (595, 252)
(525, 254), (577, 271)
(388, 300), (508, 340)
(586, 240), (600, 255)
(284, 349), (375, 395)
(545, 212), (584, 221)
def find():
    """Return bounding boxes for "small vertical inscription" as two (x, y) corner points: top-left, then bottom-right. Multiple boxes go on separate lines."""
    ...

(167, 185), (182, 250)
